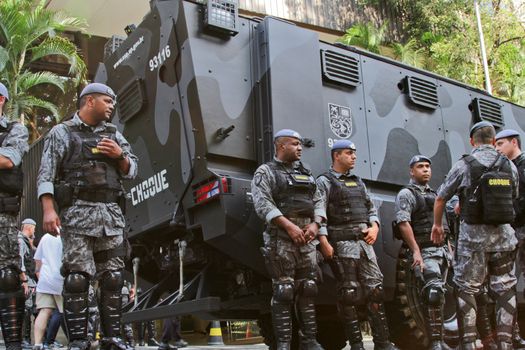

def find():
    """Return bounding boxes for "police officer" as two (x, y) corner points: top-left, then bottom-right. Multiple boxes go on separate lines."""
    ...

(495, 128), (525, 349)
(19, 218), (37, 349)
(317, 140), (398, 350)
(0, 82), (30, 350)
(394, 155), (450, 350)
(432, 121), (519, 350)
(37, 83), (138, 350)
(251, 129), (325, 350)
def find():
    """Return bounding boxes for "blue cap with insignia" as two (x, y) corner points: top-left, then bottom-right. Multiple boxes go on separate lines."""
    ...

(331, 140), (356, 151)
(495, 129), (520, 141)
(79, 83), (116, 100)
(274, 129), (302, 141)
(469, 121), (494, 138)
(0, 82), (9, 101)
(409, 155), (431, 167)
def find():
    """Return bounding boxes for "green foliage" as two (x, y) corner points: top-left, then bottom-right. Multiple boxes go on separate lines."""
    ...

(0, 0), (86, 140)
(339, 0), (525, 105)
(339, 22), (388, 54)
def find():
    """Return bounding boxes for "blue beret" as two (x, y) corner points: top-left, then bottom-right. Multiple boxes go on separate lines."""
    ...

(0, 83), (9, 101)
(21, 218), (36, 226)
(495, 129), (520, 140)
(469, 121), (494, 138)
(409, 155), (431, 167)
(331, 140), (356, 151)
(79, 83), (116, 100)
(274, 129), (302, 141)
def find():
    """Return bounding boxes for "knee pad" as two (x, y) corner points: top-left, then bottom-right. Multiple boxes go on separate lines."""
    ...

(100, 270), (124, 292)
(273, 282), (294, 303)
(64, 272), (90, 294)
(425, 287), (444, 307)
(0, 267), (21, 293)
(299, 279), (318, 298)
(339, 286), (363, 305)
(367, 285), (384, 303)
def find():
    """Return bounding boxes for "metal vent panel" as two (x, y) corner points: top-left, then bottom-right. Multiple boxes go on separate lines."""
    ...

(204, 0), (239, 36)
(473, 98), (504, 128)
(321, 50), (360, 87)
(117, 79), (146, 123)
(405, 76), (439, 109)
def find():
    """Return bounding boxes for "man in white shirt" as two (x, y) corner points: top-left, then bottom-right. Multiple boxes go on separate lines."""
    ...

(32, 233), (64, 350)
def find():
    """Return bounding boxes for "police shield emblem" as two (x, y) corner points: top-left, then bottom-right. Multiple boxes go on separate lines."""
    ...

(328, 103), (352, 139)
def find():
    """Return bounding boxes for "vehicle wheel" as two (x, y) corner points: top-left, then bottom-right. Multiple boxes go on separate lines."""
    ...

(387, 248), (458, 350)
(258, 313), (277, 350)
(316, 305), (347, 350)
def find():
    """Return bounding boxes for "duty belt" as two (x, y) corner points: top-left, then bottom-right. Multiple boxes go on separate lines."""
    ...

(76, 190), (121, 203)
(0, 195), (20, 214)
(268, 216), (312, 241)
(328, 225), (366, 242)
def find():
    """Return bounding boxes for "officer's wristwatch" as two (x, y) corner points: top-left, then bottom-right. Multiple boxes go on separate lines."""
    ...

(313, 221), (322, 229)
(116, 151), (127, 160)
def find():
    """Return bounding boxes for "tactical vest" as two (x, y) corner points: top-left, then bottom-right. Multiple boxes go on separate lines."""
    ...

(405, 184), (447, 248)
(324, 172), (368, 229)
(267, 160), (316, 221)
(20, 236), (36, 280)
(461, 154), (515, 225)
(513, 153), (525, 227)
(58, 120), (123, 204)
(0, 121), (24, 196)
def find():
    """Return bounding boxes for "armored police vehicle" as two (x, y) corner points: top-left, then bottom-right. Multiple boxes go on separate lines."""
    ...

(21, 0), (525, 349)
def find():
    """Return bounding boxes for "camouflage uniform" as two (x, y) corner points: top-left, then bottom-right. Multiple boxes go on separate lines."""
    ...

(251, 157), (326, 350)
(510, 152), (525, 348)
(18, 232), (36, 345)
(37, 113), (138, 349)
(512, 153), (525, 274)
(317, 168), (396, 350)
(437, 145), (518, 349)
(0, 114), (29, 350)
(395, 179), (451, 349)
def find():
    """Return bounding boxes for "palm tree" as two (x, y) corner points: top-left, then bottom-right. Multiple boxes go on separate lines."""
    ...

(0, 0), (86, 140)
(390, 39), (426, 68)
(338, 22), (388, 54)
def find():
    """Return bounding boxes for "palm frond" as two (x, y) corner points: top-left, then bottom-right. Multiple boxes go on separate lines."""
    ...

(0, 46), (8, 72)
(17, 71), (65, 92)
(15, 95), (60, 120)
(30, 37), (87, 82)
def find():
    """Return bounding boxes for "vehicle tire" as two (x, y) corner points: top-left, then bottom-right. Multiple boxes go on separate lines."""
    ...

(316, 305), (347, 350)
(258, 313), (277, 350)
(387, 248), (458, 350)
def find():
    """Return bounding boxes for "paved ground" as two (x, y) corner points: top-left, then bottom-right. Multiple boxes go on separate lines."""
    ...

(0, 337), (376, 350)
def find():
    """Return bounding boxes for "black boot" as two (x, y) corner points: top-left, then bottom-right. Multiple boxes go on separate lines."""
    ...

(272, 301), (292, 350)
(296, 294), (323, 350)
(367, 302), (399, 350)
(513, 317), (525, 349)
(475, 293), (497, 350)
(427, 305), (447, 350)
(99, 271), (132, 350)
(0, 268), (25, 350)
(456, 291), (478, 350)
(63, 273), (90, 350)
(338, 304), (364, 350)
